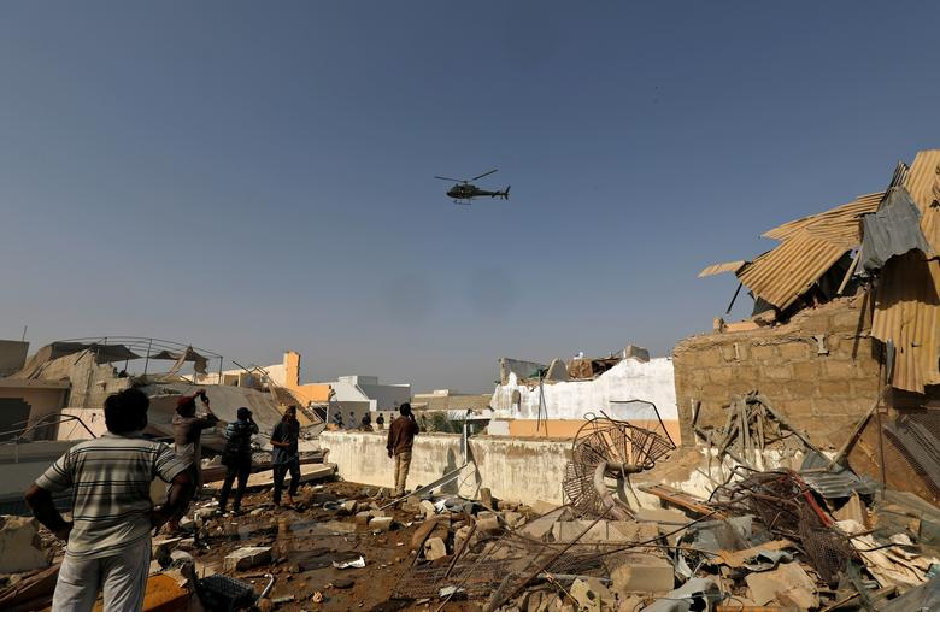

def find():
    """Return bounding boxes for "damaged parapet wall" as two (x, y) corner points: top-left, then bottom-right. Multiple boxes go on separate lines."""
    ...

(319, 431), (570, 505)
(673, 293), (881, 450)
(491, 357), (679, 441)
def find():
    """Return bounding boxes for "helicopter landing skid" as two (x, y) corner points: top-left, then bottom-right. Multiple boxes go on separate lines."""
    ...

(452, 199), (472, 206)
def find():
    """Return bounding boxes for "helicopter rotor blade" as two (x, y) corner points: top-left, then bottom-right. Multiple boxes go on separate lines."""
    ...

(435, 176), (462, 183)
(471, 169), (498, 181)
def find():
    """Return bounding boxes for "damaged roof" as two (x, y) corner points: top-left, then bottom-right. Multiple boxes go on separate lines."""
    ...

(736, 231), (849, 310)
(762, 193), (884, 248)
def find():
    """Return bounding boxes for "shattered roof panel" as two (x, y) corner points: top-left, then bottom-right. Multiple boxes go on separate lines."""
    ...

(762, 193), (884, 248)
(699, 260), (747, 278)
(872, 251), (940, 393)
(859, 187), (931, 273)
(904, 149), (940, 256)
(736, 231), (849, 310)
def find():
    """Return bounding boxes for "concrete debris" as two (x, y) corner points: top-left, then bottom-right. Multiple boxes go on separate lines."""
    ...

(369, 516), (393, 532)
(641, 577), (721, 612)
(475, 511), (501, 533)
(0, 517), (51, 573)
(569, 577), (615, 612)
(745, 563), (817, 609)
(423, 537), (448, 561)
(609, 555), (675, 595)
(223, 546), (271, 572)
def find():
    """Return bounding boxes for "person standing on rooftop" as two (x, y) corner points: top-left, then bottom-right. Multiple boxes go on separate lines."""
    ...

(387, 403), (420, 497)
(25, 387), (194, 612)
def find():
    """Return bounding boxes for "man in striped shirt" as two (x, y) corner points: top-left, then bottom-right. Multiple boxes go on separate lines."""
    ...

(25, 387), (194, 612)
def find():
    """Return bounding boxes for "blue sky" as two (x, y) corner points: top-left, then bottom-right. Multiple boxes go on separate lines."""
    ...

(1, 1), (938, 393)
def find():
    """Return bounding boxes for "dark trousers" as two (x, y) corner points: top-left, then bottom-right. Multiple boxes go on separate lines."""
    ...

(218, 459), (251, 512)
(273, 457), (300, 505)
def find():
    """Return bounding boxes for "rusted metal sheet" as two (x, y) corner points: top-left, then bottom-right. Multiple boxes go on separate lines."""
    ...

(699, 260), (747, 278)
(736, 231), (848, 309)
(763, 192), (884, 248)
(872, 251), (940, 393)
(885, 413), (940, 493)
(904, 149), (940, 256)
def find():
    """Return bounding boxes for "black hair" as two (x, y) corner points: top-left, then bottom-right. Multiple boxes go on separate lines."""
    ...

(104, 387), (149, 434)
(399, 402), (411, 416)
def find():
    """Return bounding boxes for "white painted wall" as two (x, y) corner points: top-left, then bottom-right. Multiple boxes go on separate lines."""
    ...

(491, 357), (678, 421)
(319, 432), (571, 505)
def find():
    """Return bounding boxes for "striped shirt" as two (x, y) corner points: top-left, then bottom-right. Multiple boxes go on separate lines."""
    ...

(34, 431), (188, 559)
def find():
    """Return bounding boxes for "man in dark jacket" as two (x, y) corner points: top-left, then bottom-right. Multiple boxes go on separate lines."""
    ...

(218, 407), (258, 515)
(387, 403), (420, 497)
(271, 406), (301, 507)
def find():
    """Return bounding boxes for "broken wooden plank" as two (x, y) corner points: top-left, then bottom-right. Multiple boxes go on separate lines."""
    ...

(640, 484), (724, 519)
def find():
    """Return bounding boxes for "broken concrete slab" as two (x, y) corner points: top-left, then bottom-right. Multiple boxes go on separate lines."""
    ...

(610, 555), (675, 594)
(520, 509), (565, 540)
(479, 487), (494, 510)
(223, 546), (271, 572)
(745, 563), (817, 608)
(0, 517), (50, 573)
(419, 500), (437, 517)
(369, 516), (393, 532)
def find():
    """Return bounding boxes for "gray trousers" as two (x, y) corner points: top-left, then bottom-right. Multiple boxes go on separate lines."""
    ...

(52, 536), (151, 612)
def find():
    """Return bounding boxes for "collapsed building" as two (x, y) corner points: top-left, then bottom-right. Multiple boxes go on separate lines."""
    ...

(677, 150), (940, 506)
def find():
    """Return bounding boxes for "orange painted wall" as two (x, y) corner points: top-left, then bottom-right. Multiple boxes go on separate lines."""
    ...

(505, 418), (682, 445)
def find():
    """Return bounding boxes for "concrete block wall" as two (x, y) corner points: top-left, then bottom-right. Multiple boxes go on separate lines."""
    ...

(319, 431), (571, 505)
(672, 294), (882, 449)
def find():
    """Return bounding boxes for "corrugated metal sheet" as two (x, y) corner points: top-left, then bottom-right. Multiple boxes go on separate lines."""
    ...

(859, 187), (931, 273)
(904, 149), (940, 256)
(699, 260), (747, 278)
(736, 231), (848, 310)
(800, 452), (879, 499)
(871, 251), (940, 393)
(884, 413), (940, 493)
(763, 193), (884, 248)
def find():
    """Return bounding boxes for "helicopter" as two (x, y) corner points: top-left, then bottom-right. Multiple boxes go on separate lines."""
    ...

(435, 169), (510, 204)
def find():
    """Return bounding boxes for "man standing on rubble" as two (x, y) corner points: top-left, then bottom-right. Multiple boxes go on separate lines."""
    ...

(25, 387), (194, 612)
(172, 389), (218, 492)
(271, 405), (301, 508)
(387, 403), (420, 497)
(217, 407), (258, 515)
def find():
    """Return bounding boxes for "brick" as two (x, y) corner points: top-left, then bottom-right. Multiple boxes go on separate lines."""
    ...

(783, 399), (813, 417)
(817, 380), (851, 397)
(763, 364), (794, 380)
(709, 367), (733, 384)
(814, 398), (848, 417)
(831, 309), (864, 330)
(779, 342), (811, 360)
(700, 351), (722, 367)
(750, 345), (777, 360)
(824, 361), (865, 379)
(792, 361), (821, 381)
